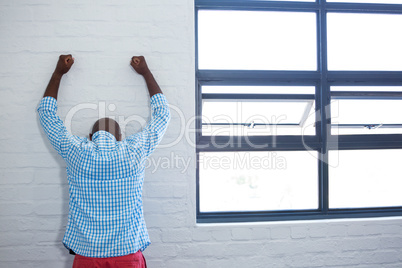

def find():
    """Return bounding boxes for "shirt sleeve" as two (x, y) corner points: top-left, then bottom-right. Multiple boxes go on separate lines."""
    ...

(125, 93), (171, 158)
(37, 96), (79, 159)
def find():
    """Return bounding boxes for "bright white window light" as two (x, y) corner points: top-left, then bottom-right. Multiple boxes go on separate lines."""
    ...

(331, 99), (402, 134)
(198, 10), (317, 70)
(329, 149), (402, 208)
(199, 151), (319, 212)
(328, 0), (402, 3)
(328, 13), (402, 71)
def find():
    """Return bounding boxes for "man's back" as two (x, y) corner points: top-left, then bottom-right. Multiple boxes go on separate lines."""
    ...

(37, 55), (170, 263)
(64, 130), (150, 257)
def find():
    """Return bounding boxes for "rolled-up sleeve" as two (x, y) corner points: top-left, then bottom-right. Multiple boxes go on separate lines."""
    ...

(37, 96), (76, 159)
(125, 93), (171, 158)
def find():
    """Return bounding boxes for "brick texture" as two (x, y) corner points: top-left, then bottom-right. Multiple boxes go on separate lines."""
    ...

(1, 1), (402, 268)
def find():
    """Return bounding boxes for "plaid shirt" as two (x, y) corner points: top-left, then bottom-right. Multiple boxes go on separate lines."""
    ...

(37, 93), (170, 257)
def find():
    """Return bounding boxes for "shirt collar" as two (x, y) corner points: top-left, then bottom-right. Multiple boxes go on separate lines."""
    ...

(92, 130), (118, 151)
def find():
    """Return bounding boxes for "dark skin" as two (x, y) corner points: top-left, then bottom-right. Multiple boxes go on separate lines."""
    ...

(130, 56), (163, 97)
(89, 118), (122, 141)
(43, 54), (163, 141)
(43, 54), (74, 100)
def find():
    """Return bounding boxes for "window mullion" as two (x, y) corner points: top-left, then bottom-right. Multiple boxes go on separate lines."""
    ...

(318, 0), (330, 214)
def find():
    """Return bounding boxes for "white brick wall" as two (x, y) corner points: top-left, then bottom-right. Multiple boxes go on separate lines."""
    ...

(1, 1), (402, 267)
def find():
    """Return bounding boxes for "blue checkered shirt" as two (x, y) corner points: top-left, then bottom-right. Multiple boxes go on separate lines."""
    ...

(37, 93), (170, 257)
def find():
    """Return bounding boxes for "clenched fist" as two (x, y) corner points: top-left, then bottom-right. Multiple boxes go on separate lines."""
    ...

(130, 56), (150, 76)
(54, 54), (74, 76)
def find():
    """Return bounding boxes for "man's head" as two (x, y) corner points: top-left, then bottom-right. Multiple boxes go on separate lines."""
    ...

(90, 118), (122, 141)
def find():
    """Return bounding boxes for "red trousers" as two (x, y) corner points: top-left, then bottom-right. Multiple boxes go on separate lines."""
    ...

(73, 251), (147, 268)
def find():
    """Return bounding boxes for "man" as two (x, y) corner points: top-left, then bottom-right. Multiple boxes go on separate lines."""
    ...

(37, 54), (170, 267)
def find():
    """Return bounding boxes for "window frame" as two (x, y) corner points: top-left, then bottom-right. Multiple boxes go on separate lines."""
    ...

(195, 0), (402, 223)
(201, 94), (315, 128)
(331, 92), (402, 134)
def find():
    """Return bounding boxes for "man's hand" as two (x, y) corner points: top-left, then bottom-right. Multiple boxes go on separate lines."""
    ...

(130, 56), (150, 76)
(130, 55), (162, 97)
(43, 54), (74, 100)
(54, 54), (74, 76)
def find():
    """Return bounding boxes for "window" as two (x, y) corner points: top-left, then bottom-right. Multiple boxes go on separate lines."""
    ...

(198, 10), (317, 70)
(200, 151), (319, 212)
(329, 149), (402, 208)
(327, 13), (402, 71)
(202, 86), (316, 136)
(196, 0), (402, 223)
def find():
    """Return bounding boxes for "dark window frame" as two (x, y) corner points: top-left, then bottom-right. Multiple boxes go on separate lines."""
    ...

(195, 0), (402, 223)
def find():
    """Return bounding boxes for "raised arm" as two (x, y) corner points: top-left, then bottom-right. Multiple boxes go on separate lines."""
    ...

(38, 54), (80, 159)
(43, 54), (74, 100)
(130, 56), (162, 97)
(127, 55), (170, 157)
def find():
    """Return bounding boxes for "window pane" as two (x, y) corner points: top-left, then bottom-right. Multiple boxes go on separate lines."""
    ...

(328, 0), (402, 3)
(202, 86), (315, 94)
(331, 99), (402, 134)
(199, 151), (319, 212)
(328, 13), (402, 71)
(331, 86), (402, 92)
(198, 10), (317, 70)
(202, 99), (316, 136)
(329, 149), (402, 209)
(203, 101), (309, 124)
